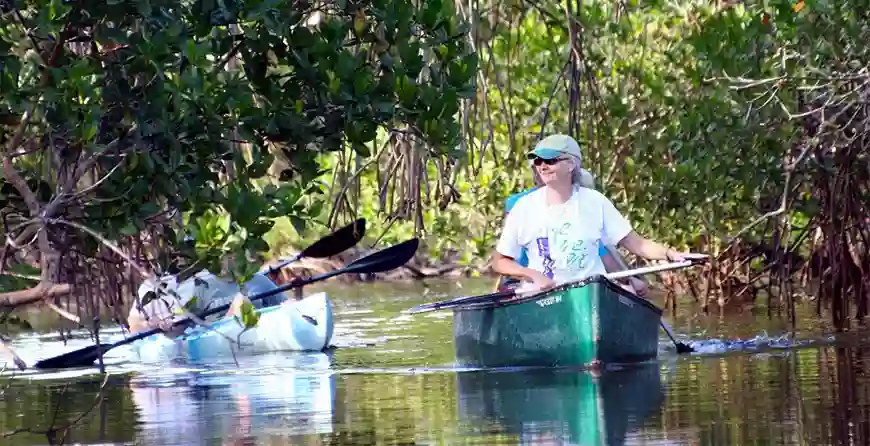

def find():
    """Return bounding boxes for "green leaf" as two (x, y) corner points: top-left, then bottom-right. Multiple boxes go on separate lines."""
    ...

(120, 223), (140, 236)
(139, 202), (161, 217)
(289, 215), (306, 235)
(238, 300), (260, 329)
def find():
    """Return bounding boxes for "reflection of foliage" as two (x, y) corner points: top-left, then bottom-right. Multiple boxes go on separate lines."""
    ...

(1, 374), (127, 444)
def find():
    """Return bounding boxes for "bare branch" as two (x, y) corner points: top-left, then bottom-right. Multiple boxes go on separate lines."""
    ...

(1, 21), (74, 216)
(45, 302), (81, 324)
(68, 157), (126, 200)
(49, 218), (151, 279)
(0, 282), (72, 308)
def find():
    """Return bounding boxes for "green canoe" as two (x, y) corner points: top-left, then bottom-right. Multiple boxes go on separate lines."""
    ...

(453, 276), (663, 369)
(456, 362), (664, 445)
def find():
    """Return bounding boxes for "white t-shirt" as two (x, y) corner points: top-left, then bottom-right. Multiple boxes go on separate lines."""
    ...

(495, 185), (633, 285)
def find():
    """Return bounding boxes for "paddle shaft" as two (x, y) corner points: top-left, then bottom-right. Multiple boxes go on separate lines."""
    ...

(262, 218), (365, 275)
(659, 318), (693, 353)
(598, 259), (698, 282)
(263, 254), (302, 275)
(601, 244), (648, 284)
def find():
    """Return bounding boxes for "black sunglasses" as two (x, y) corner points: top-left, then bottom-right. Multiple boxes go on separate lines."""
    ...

(532, 157), (565, 166)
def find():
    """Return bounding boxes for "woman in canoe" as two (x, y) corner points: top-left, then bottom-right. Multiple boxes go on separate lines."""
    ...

(496, 167), (650, 297)
(492, 133), (706, 292)
(126, 271), (288, 337)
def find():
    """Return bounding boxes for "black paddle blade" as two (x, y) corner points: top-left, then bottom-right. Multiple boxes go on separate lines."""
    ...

(246, 238), (420, 304)
(344, 238), (419, 275)
(34, 343), (110, 369)
(675, 342), (695, 354)
(300, 218), (366, 259)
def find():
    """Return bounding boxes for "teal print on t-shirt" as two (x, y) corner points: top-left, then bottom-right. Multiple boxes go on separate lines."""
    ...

(551, 222), (589, 270)
(566, 240), (589, 270)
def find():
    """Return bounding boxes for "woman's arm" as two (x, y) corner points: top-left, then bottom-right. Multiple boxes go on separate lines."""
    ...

(491, 252), (538, 281)
(617, 231), (706, 262)
(617, 231), (675, 260)
(127, 310), (150, 333)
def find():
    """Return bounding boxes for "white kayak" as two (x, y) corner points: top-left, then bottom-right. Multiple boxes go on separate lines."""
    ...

(130, 291), (335, 364)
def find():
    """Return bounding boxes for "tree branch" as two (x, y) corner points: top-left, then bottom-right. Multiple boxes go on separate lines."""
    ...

(0, 282), (72, 309)
(49, 218), (150, 279)
(721, 142), (814, 256)
(45, 302), (81, 324)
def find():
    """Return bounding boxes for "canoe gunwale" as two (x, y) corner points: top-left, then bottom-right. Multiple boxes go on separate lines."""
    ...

(452, 275), (664, 316)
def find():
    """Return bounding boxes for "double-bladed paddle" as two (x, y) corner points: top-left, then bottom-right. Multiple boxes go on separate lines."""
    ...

(405, 258), (705, 354)
(34, 237), (420, 370)
(262, 218), (366, 275)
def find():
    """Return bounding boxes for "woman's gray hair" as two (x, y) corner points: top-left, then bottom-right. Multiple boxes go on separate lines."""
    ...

(567, 155), (595, 188)
(574, 167), (596, 188)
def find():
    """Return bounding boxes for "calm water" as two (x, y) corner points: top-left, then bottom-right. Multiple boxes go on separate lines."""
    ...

(1, 278), (869, 445)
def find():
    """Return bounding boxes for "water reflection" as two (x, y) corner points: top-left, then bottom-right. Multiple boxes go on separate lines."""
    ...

(130, 351), (337, 445)
(825, 346), (870, 446)
(456, 364), (664, 445)
(7, 346), (870, 445)
(7, 279), (870, 445)
(0, 374), (135, 445)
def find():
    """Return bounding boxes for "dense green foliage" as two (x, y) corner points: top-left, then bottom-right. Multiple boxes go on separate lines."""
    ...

(1, 0), (868, 328)
(0, 0), (475, 315)
(298, 0), (796, 257)
(283, 0), (870, 326)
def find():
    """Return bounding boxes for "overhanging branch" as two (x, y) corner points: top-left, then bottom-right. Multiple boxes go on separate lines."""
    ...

(0, 282), (72, 309)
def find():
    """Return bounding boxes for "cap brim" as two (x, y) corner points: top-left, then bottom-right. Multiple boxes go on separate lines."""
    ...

(526, 148), (564, 160)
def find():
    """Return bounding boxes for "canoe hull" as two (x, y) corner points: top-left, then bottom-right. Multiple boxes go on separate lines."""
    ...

(453, 276), (662, 368)
(132, 292), (335, 363)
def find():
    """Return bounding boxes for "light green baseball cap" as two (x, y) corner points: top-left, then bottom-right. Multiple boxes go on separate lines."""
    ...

(526, 134), (583, 161)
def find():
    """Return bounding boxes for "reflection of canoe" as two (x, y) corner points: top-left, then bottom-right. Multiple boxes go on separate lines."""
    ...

(456, 363), (664, 445)
(453, 276), (662, 368)
(131, 291), (335, 363)
(130, 352), (337, 444)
